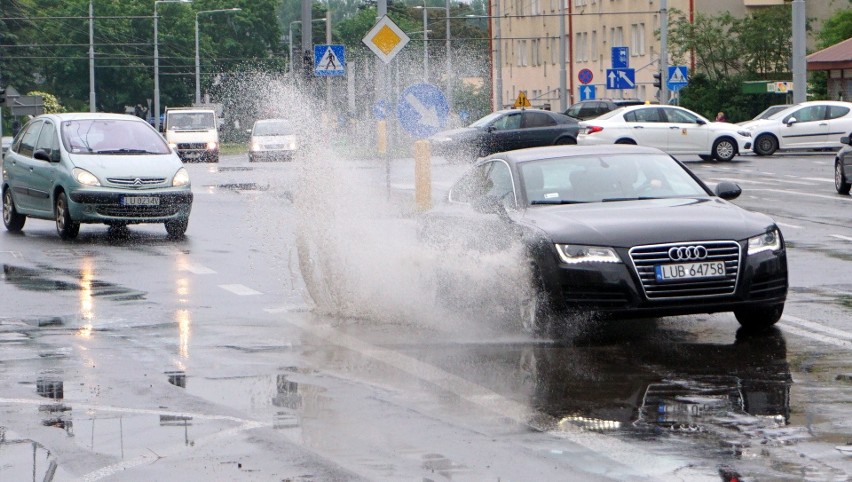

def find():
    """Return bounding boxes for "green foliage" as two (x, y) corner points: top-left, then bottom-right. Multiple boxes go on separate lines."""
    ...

(816, 6), (852, 49)
(27, 91), (65, 114)
(678, 73), (785, 123)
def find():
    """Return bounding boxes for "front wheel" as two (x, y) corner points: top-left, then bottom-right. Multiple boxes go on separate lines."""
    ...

(754, 134), (778, 156)
(165, 218), (189, 238)
(55, 191), (80, 240)
(836, 160), (851, 195)
(734, 304), (783, 332)
(3, 187), (26, 232)
(712, 137), (737, 162)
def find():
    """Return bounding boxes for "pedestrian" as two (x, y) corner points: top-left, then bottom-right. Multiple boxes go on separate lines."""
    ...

(11, 120), (21, 137)
(715, 112), (728, 122)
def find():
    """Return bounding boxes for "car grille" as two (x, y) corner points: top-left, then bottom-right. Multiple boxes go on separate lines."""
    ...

(629, 241), (741, 300)
(106, 177), (166, 187)
(177, 143), (207, 150)
(96, 205), (180, 217)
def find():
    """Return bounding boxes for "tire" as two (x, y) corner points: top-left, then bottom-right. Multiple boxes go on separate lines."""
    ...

(698, 154), (713, 162)
(836, 159), (851, 195)
(520, 265), (565, 338)
(165, 218), (189, 238)
(615, 139), (636, 145)
(734, 304), (784, 332)
(754, 134), (778, 156)
(554, 136), (576, 145)
(2, 187), (26, 232)
(54, 191), (80, 240)
(712, 137), (737, 162)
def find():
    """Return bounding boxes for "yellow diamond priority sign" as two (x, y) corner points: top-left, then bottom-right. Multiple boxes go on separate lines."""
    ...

(363, 15), (410, 64)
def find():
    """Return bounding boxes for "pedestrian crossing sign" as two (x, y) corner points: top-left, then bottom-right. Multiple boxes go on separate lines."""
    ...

(314, 44), (346, 76)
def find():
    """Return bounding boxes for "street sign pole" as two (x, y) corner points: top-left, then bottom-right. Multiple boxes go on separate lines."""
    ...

(659, 0), (669, 104)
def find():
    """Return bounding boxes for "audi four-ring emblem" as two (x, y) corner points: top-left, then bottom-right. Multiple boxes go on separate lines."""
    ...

(668, 245), (708, 261)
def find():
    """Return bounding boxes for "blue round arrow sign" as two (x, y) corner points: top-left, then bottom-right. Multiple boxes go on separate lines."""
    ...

(397, 83), (448, 138)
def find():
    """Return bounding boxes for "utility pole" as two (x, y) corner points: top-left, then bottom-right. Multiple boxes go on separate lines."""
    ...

(558, 2), (566, 112)
(89, 0), (96, 112)
(301, 0), (312, 82)
(792, 0), (806, 104)
(659, 0), (669, 105)
(493, 0), (502, 110)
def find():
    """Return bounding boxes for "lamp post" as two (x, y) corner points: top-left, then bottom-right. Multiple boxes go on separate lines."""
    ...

(195, 8), (241, 105)
(288, 19), (326, 75)
(154, 0), (191, 131)
(414, 5), (448, 83)
(466, 13), (502, 111)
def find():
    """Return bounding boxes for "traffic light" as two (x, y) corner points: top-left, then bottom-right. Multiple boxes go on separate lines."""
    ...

(0, 87), (5, 106)
(652, 72), (662, 89)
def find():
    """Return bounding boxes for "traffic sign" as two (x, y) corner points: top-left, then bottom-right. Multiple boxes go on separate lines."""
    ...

(606, 68), (635, 90)
(611, 47), (629, 69)
(579, 85), (596, 101)
(314, 44), (345, 76)
(578, 68), (593, 85)
(667, 65), (689, 91)
(372, 99), (390, 120)
(513, 91), (531, 108)
(397, 83), (448, 138)
(362, 15), (410, 64)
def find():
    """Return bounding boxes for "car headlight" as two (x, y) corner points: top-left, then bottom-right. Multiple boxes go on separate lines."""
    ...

(747, 229), (781, 255)
(737, 130), (752, 138)
(250, 142), (261, 152)
(206, 141), (218, 151)
(72, 168), (100, 186)
(168, 143), (177, 149)
(555, 244), (621, 264)
(172, 167), (190, 187)
(430, 137), (452, 143)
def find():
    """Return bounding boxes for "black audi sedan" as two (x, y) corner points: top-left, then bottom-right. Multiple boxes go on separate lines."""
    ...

(835, 136), (851, 195)
(418, 145), (788, 336)
(427, 108), (579, 163)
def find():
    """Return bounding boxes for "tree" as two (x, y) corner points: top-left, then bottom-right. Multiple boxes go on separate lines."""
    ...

(27, 91), (65, 114)
(816, 5), (852, 49)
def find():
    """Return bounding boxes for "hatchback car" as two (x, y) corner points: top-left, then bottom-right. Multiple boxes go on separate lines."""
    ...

(741, 101), (852, 156)
(736, 104), (794, 125)
(427, 108), (579, 163)
(836, 135), (852, 195)
(2, 113), (192, 239)
(577, 105), (753, 161)
(247, 118), (298, 162)
(563, 98), (646, 121)
(418, 145), (788, 336)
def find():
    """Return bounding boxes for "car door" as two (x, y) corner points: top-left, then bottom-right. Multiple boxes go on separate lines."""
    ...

(778, 104), (829, 149)
(28, 120), (61, 214)
(622, 107), (669, 149)
(4, 120), (45, 213)
(484, 111), (524, 154)
(519, 112), (561, 148)
(663, 107), (710, 154)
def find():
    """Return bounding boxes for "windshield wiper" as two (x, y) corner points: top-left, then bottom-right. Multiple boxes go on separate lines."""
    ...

(530, 199), (587, 205)
(96, 148), (155, 154)
(601, 196), (658, 202)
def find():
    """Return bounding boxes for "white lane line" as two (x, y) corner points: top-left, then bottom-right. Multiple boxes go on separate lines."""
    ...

(830, 234), (852, 242)
(219, 284), (263, 296)
(0, 250), (22, 258)
(775, 222), (803, 229)
(750, 188), (852, 202)
(779, 324), (852, 349)
(802, 177), (835, 183)
(713, 177), (770, 185)
(776, 179), (817, 186)
(181, 263), (216, 274)
(781, 314), (852, 348)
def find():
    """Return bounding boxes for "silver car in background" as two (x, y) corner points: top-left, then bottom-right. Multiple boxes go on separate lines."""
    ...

(247, 118), (298, 162)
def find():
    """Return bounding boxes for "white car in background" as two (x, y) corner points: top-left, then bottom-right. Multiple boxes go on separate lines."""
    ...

(577, 105), (753, 161)
(739, 101), (852, 156)
(247, 118), (298, 162)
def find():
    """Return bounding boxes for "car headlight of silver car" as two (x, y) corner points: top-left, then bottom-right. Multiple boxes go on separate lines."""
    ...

(172, 167), (190, 187)
(737, 130), (752, 138)
(556, 244), (622, 264)
(72, 168), (100, 186)
(747, 229), (781, 255)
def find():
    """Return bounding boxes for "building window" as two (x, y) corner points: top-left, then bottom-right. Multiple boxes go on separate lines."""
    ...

(611, 26), (624, 48)
(531, 0), (540, 15)
(631, 23), (645, 56)
(551, 37), (558, 64)
(532, 39), (540, 66)
(519, 40), (528, 66)
(591, 30), (598, 60)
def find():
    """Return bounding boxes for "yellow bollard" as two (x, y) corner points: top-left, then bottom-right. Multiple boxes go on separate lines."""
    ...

(377, 121), (387, 155)
(414, 140), (432, 211)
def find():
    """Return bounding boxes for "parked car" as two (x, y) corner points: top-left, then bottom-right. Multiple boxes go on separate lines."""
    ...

(247, 118), (298, 162)
(2, 113), (193, 239)
(740, 101), (852, 156)
(418, 145), (788, 336)
(2, 136), (13, 154)
(577, 105), (753, 161)
(427, 108), (579, 163)
(736, 104), (794, 125)
(563, 98), (646, 121)
(836, 135), (852, 195)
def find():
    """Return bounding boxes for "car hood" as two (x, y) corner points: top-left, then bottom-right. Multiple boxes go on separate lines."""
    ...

(429, 127), (481, 141)
(67, 152), (184, 177)
(521, 197), (775, 246)
(738, 118), (774, 130)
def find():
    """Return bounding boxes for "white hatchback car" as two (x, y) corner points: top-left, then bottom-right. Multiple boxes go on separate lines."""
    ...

(739, 101), (852, 156)
(247, 118), (298, 162)
(577, 105), (753, 161)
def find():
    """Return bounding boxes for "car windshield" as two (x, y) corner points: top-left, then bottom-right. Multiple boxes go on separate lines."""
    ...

(253, 120), (294, 136)
(758, 105), (794, 120)
(167, 112), (215, 130)
(61, 119), (172, 155)
(469, 111), (505, 128)
(521, 153), (709, 204)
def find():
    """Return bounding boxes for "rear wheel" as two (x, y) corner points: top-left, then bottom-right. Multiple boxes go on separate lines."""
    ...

(615, 138), (636, 145)
(554, 136), (576, 145)
(835, 159), (851, 195)
(712, 137), (737, 162)
(54, 191), (80, 240)
(734, 304), (784, 332)
(3, 187), (26, 232)
(754, 134), (778, 156)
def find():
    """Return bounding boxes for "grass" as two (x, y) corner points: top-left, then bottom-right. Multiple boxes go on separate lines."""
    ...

(220, 142), (247, 155)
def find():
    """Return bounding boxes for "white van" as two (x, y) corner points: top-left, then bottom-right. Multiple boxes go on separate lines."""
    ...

(164, 107), (219, 162)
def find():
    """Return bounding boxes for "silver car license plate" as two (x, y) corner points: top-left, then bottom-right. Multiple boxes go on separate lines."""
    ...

(121, 196), (160, 206)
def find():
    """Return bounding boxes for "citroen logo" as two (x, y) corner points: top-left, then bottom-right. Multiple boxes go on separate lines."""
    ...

(133, 178), (143, 185)
(668, 245), (708, 261)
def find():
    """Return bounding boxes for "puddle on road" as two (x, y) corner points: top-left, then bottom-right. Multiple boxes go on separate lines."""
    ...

(2, 264), (146, 301)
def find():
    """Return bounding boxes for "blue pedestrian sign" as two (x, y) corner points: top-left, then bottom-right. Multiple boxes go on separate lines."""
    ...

(611, 47), (629, 69)
(314, 44), (346, 76)
(579, 84), (596, 101)
(667, 65), (689, 91)
(397, 83), (449, 138)
(606, 68), (635, 90)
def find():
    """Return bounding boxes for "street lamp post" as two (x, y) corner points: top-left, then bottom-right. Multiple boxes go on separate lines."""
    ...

(466, 13), (502, 111)
(289, 19), (326, 75)
(154, 0), (191, 131)
(195, 8), (241, 105)
(415, 5), (449, 83)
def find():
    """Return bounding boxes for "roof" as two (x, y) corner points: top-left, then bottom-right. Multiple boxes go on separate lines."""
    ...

(806, 37), (852, 70)
(487, 144), (665, 164)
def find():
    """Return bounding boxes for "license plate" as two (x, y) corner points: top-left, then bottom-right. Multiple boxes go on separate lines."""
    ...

(655, 262), (726, 281)
(121, 196), (160, 206)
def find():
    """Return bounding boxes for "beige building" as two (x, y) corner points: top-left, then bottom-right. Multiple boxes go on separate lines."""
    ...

(490, 0), (841, 110)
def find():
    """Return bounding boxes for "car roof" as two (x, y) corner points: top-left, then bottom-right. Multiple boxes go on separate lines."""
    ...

(493, 108), (562, 115)
(487, 144), (667, 164)
(36, 112), (145, 122)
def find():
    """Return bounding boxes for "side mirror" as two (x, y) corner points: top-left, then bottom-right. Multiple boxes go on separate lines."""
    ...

(786, 117), (798, 126)
(841, 136), (851, 145)
(696, 119), (706, 125)
(33, 149), (58, 162)
(715, 181), (742, 200)
(473, 194), (510, 217)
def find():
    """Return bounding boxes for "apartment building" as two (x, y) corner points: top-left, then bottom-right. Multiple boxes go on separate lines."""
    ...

(491, 0), (840, 110)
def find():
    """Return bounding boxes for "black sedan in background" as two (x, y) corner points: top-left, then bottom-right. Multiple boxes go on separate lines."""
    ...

(418, 145), (788, 336)
(836, 136), (852, 195)
(427, 109), (579, 163)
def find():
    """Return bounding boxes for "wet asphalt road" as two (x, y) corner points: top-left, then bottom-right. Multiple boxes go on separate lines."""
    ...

(1, 150), (851, 481)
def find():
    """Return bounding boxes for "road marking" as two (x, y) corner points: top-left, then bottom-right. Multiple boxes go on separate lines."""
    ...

(780, 315), (852, 349)
(750, 188), (852, 202)
(219, 284), (262, 295)
(830, 234), (852, 242)
(775, 221), (803, 229)
(775, 179), (817, 186)
(0, 250), (22, 258)
(181, 263), (216, 274)
(713, 177), (769, 185)
(802, 177), (835, 183)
